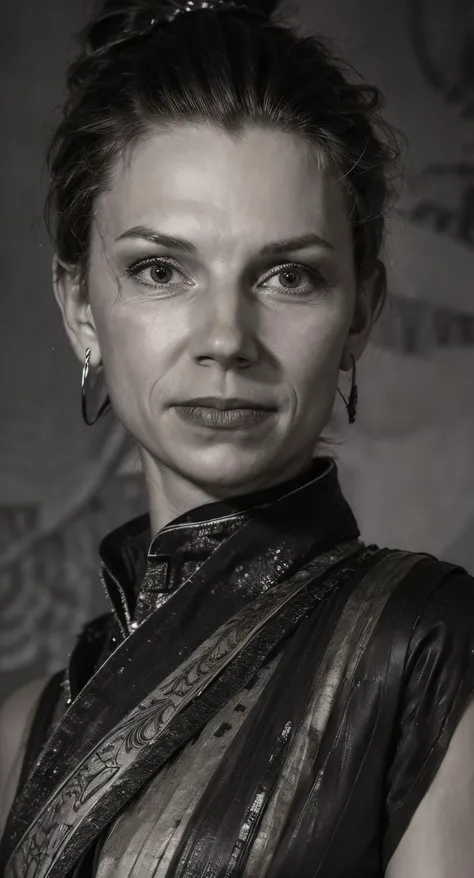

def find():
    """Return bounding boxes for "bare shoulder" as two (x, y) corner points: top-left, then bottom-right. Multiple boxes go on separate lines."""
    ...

(0, 677), (50, 831)
(385, 697), (474, 877)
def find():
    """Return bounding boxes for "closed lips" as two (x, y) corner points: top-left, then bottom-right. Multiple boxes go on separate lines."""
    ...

(175, 397), (275, 410)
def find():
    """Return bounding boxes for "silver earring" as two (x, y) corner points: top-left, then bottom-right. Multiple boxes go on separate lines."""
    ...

(336, 354), (358, 424)
(81, 347), (112, 426)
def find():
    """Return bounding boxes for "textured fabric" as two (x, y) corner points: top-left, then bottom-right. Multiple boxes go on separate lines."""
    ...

(96, 455), (359, 629)
(5, 541), (368, 877)
(2, 458), (474, 878)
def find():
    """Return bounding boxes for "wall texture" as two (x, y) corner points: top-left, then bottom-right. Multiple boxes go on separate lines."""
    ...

(312, 0), (474, 567)
(0, 0), (473, 704)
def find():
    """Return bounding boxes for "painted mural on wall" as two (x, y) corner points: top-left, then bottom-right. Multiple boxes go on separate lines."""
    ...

(0, 0), (144, 703)
(1, 0), (473, 702)
(334, 0), (474, 571)
(0, 461), (147, 701)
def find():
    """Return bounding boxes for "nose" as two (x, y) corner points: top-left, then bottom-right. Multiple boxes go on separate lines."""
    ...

(189, 282), (259, 370)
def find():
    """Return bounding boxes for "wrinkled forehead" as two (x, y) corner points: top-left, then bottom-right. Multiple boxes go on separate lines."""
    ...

(94, 124), (353, 255)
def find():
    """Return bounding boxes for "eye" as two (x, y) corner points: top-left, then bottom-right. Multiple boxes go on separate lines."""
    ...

(259, 262), (329, 297)
(125, 257), (191, 289)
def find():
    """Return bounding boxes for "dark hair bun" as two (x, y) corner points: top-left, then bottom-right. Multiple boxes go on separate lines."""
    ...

(82, 0), (280, 56)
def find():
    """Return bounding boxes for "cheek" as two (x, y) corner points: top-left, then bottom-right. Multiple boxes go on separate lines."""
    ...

(272, 303), (350, 391)
(91, 295), (182, 389)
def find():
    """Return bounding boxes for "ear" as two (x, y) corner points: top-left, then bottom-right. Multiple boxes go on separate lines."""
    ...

(340, 259), (386, 371)
(52, 256), (102, 367)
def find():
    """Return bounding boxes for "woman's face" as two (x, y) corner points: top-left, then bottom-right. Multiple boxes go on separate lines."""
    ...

(58, 125), (379, 495)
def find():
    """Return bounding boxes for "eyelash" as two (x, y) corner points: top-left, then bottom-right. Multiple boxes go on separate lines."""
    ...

(125, 256), (328, 297)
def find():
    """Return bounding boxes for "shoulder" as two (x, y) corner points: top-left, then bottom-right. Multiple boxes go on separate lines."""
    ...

(0, 678), (49, 775)
(0, 678), (50, 832)
(400, 554), (474, 731)
(395, 551), (474, 736)
(386, 696), (474, 877)
(392, 550), (474, 653)
(348, 546), (474, 658)
(377, 549), (474, 714)
(366, 546), (474, 630)
(381, 552), (474, 868)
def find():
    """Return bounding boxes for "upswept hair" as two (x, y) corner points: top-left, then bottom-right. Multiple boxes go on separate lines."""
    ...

(46, 0), (401, 300)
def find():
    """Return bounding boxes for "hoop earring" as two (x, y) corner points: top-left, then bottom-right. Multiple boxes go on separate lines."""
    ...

(337, 354), (358, 424)
(81, 347), (112, 426)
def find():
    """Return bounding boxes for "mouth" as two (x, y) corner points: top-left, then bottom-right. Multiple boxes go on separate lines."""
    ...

(173, 396), (276, 411)
(171, 397), (276, 430)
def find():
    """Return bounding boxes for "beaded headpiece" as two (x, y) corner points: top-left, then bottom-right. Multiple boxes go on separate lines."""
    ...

(156, 0), (268, 24)
(84, 0), (273, 55)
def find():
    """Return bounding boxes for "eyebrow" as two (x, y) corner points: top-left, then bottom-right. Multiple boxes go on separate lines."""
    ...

(116, 226), (335, 254)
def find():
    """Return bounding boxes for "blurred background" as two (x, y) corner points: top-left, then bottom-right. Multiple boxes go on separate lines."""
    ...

(1, 0), (473, 704)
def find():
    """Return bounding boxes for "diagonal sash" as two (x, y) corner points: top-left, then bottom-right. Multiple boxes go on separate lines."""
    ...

(2, 501), (347, 866)
(5, 541), (365, 878)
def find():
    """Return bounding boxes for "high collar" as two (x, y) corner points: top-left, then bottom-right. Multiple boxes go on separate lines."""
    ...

(99, 457), (359, 633)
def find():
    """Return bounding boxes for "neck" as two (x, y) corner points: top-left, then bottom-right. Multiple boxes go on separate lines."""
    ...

(139, 449), (316, 535)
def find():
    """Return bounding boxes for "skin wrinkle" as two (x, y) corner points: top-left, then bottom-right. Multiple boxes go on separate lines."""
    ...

(54, 123), (383, 535)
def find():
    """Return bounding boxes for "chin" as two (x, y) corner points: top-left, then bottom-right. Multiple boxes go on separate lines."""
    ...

(175, 444), (280, 493)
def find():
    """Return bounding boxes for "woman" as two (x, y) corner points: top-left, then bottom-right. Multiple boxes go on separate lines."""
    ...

(1, 0), (473, 875)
